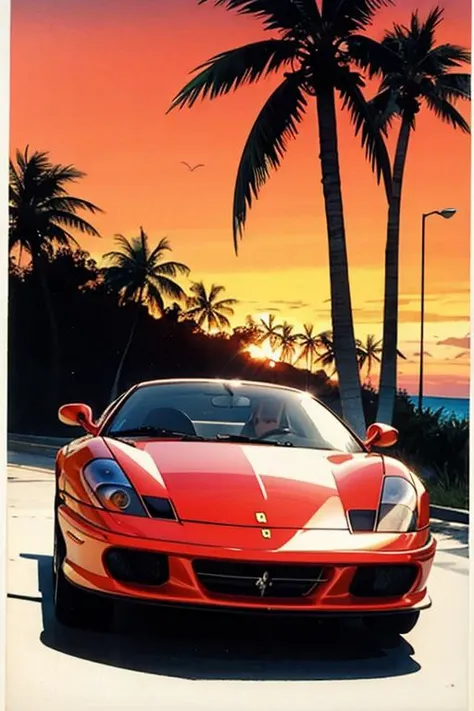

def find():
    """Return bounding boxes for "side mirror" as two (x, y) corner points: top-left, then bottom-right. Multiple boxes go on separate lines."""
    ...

(364, 422), (398, 450)
(58, 403), (99, 436)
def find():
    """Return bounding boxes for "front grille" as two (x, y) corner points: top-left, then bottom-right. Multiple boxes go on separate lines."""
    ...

(193, 559), (328, 598)
(104, 548), (169, 586)
(350, 564), (418, 597)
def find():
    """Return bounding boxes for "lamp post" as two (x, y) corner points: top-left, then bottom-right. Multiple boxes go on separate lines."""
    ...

(418, 208), (457, 412)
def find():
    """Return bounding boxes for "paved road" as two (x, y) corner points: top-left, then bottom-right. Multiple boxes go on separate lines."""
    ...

(5, 453), (471, 711)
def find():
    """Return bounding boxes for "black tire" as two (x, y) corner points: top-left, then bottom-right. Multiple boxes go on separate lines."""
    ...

(53, 508), (115, 631)
(364, 611), (420, 636)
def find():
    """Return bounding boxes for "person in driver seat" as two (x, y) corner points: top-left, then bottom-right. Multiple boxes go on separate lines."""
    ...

(241, 399), (286, 438)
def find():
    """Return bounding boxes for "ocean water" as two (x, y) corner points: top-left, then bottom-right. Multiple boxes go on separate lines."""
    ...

(408, 395), (469, 421)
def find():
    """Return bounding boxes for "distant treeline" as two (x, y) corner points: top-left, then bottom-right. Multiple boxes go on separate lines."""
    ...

(8, 248), (342, 435)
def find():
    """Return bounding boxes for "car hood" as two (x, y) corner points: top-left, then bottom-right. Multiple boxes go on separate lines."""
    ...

(106, 439), (384, 530)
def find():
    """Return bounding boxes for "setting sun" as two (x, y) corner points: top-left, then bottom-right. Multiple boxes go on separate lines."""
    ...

(246, 341), (280, 364)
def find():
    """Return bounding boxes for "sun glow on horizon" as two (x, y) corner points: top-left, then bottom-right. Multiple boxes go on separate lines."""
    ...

(246, 340), (280, 362)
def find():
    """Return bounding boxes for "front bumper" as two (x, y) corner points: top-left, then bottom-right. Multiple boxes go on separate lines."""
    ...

(58, 503), (436, 615)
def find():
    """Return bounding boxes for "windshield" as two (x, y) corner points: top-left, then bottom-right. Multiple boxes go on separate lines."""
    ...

(102, 381), (363, 453)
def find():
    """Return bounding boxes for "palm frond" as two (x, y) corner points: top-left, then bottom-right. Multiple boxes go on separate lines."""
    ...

(348, 34), (401, 79)
(109, 235), (137, 261)
(46, 196), (103, 215)
(339, 76), (392, 201)
(44, 223), (80, 249)
(168, 39), (297, 112)
(412, 6), (444, 57)
(197, 0), (319, 33)
(154, 259), (191, 278)
(208, 283), (226, 302)
(143, 280), (166, 313)
(435, 73), (471, 102)
(321, 0), (394, 33)
(48, 211), (101, 237)
(367, 87), (400, 133)
(424, 92), (470, 132)
(421, 44), (471, 73)
(189, 281), (207, 298)
(148, 274), (187, 301)
(149, 236), (172, 261)
(215, 297), (238, 309)
(232, 75), (307, 251)
(214, 312), (232, 330)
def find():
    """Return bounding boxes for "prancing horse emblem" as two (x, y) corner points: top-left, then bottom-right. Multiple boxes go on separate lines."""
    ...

(255, 512), (267, 523)
(255, 571), (273, 596)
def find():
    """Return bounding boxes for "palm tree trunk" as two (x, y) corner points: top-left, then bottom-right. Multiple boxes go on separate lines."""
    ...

(376, 118), (411, 424)
(32, 251), (61, 410)
(316, 89), (366, 437)
(110, 291), (143, 401)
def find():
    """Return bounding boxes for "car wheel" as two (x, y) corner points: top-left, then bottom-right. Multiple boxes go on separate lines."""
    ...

(53, 511), (115, 631)
(364, 611), (420, 636)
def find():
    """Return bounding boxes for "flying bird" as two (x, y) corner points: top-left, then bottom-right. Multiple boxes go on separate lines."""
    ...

(181, 161), (205, 172)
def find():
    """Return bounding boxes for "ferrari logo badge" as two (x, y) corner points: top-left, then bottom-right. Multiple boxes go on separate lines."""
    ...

(255, 512), (267, 523)
(261, 528), (271, 539)
(255, 571), (272, 596)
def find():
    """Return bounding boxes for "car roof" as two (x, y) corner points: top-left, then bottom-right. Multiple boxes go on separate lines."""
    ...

(134, 377), (305, 396)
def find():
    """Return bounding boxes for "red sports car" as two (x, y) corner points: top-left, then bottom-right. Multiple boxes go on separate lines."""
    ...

(53, 378), (436, 635)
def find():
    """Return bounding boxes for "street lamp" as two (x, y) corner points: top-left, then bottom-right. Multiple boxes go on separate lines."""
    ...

(418, 208), (457, 412)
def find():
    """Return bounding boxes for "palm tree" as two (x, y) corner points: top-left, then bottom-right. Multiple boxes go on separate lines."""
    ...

(296, 323), (320, 372)
(9, 146), (102, 402)
(168, 0), (394, 437)
(357, 334), (382, 385)
(277, 321), (299, 364)
(103, 228), (190, 399)
(315, 330), (337, 376)
(369, 7), (471, 424)
(185, 282), (238, 332)
(258, 313), (282, 349)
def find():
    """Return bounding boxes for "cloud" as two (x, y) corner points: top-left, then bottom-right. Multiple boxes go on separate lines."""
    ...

(269, 300), (308, 307)
(351, 310), (468, 324)
(413, 351), (433, 357)
(436, 335), (470, 349)
(455, 351), (470, 360)
(400, 312), (468, 324)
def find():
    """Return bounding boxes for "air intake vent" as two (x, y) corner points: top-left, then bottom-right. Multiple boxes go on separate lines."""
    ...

(348, 509), (376, 532)
(142, 496), (177, 520)
(350, 564), (418, 597)
(104, 548), (169, 585)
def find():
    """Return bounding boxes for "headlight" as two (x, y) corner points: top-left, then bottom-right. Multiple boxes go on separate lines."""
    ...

(376, 476), (417, 532)
(81, 459), (148, 516)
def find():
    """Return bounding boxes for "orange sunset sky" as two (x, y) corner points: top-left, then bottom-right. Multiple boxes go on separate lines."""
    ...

(10, 0), (471, 397)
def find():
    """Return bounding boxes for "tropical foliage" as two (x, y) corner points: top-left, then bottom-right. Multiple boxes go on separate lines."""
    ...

(184, 282), (237, 332)
(9, 147), (102, 407)
(371, 7), (471, 424)
(102, 227), (190, 399)
(169, 0), (398, 436)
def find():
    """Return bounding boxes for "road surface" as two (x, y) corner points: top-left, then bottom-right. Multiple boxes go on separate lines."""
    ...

(5, 452), (471, 711)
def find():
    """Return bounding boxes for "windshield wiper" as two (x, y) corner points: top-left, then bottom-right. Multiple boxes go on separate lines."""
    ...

(107, 426), (205, 441)
(215, 433), (294, 447)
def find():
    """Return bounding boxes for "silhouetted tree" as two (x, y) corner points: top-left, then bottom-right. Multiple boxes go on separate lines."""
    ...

(169, 0), (394, 436)
(103, 227), (190, 399)
(371, 7), (471, 424)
